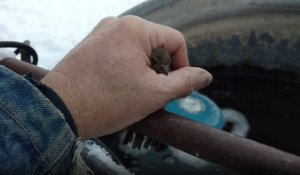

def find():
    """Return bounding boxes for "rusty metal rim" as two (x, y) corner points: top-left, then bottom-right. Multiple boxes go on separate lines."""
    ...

(121, 0), (300, 31)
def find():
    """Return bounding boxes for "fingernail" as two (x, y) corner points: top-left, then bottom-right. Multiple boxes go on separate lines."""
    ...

(205, 72), (213, 86)
(198, 71), (213, 89)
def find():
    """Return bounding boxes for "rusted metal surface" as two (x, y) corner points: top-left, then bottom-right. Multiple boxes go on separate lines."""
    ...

(121, 0), (300, 32)
(1, 57), (300, 174)
(132, 110), (300, 175)
(0, 57), (48, 79)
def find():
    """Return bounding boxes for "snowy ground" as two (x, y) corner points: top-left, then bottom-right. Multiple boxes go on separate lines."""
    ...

(0, 0), (145, 68)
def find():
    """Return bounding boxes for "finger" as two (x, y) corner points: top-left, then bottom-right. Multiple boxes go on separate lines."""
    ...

(170, 41), (189, 70)
(91, 16), (119, 35)
(158, 67), (213, 101)
(97, 16), (119, 28)
(148, 23), (189, 69)
(117, 16), (189, 69)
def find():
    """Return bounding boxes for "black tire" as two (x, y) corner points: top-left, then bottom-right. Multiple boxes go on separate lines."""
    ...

(120, 0), (300, 172)
(122, 0), (300, 71)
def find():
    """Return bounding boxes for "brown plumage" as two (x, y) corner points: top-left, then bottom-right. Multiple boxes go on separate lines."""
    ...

(150, 48), (171, 75)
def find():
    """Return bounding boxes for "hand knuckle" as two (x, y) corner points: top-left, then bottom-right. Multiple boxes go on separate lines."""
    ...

(175, 29), (185, 40)
(118, 15), (148, 41)
(120, 15), (142, 26)
(165, 26), (185, 42)
(98, 16), (117, 26)
(102, 16), (117, 22)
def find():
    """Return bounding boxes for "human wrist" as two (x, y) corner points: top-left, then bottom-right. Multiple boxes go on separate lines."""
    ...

(41, 71), (91, 138)
(25, 73), (78, 136)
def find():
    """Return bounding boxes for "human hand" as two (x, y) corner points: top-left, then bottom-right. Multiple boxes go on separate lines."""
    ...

(41, 16), (212, 138)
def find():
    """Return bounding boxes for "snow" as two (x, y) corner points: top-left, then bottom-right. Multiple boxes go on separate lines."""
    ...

(83, 140), (133, 175)
(0, 0), (145, 69)
(169, 146), (209, 169)
(118, 130), (152, 156)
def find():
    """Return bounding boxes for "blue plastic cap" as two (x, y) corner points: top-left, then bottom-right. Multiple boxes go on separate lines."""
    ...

(165, 91), (225, 129)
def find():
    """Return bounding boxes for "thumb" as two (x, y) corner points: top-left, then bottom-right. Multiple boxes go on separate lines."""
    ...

(160, 67), (213, 101)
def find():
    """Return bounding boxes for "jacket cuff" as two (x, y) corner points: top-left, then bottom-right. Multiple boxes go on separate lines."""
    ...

(0, 65), (76, 175)
(24, 73), (78, 137)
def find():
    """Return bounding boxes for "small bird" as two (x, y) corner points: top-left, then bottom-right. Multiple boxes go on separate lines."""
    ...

(150, 48), (171, 75)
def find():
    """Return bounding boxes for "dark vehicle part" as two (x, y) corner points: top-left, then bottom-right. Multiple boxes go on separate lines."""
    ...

(0, 41), (38, 65)
(0, 56), (47, 80)
(1, 57), (300, 175)
(121, 0), (300, 174)
(118, 91), (243, 175)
